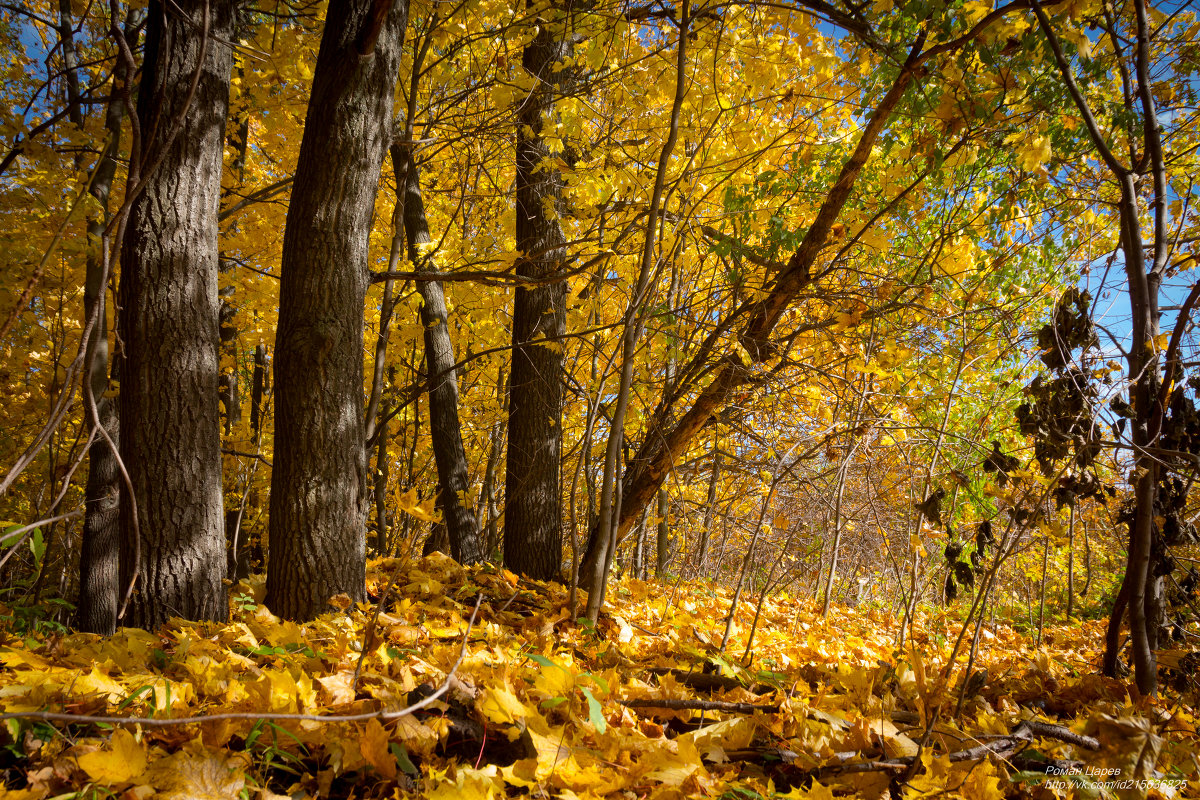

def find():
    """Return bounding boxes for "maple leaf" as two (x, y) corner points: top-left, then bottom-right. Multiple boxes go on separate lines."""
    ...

(76, 729), (147, 785)
(360, 718), (398, 779)
(142, 745), (246, 800)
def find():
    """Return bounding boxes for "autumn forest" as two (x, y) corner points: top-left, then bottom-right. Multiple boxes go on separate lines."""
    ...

(1, 0), (1199, 795)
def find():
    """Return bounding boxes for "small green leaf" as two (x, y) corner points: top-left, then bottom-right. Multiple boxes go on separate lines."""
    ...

(580, 672), (609, 694)
(580, 686), (606, 734)
(390, 742), (419, 776)
(541, 696), (568, 709)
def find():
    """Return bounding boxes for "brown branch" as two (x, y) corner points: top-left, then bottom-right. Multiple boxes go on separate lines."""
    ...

(221, 448), (272, 466)
(620, 697), (780, 714)
(815, 719), (1099, 777)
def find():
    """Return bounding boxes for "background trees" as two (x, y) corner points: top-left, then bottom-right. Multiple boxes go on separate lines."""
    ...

(0, 0), (1197, 693)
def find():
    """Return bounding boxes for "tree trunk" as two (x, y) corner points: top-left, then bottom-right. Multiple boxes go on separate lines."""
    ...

(67, 0), (127, 635)
(696, 447), (720, 576)
(504, 0), (573, 580)
(118, 0), (235, 629)
(267, 0), (406, 620)
(250, 343), (266, 442)
(655, 487), (670, 578)
(395, 146), (483, 564)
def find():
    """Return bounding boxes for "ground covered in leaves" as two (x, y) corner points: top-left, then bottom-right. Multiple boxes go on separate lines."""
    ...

(1, 554), (1197, 799)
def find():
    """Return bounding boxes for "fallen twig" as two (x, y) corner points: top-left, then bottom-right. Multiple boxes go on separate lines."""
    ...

(816, 719), (1100, 776)
(620, 697), (780, 714)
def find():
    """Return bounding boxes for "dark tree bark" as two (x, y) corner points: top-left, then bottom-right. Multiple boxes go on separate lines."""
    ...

(267, 0), (406, 621)
(504, 2), (573, 580)
(250, 343), (266, 442)
(218, 263), (241, 434)
(117, 0), (236, 629)
(69, 0), (127, 635)
(396, 146), (483, 564)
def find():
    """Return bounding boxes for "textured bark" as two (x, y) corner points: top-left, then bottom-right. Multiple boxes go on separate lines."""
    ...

(397, 148), (483, 564)
(118, 0), (235, 628)
(68, 0), (126, 635)
(504, 3), (573, 580)
(267, 0), (406, 621)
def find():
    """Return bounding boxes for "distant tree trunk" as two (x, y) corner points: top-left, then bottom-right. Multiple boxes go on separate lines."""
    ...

(117, 0), (235, 629)
(250, 344), (266, 442)
(655, 487), (670, 578)
(504, 0), (573, 580)
(70, 0), (127, 635)
(478, 369), (506, 559)
(218, 264), (241, 434)
(395, 145), (482, 564)
(374, 412), (391, 554)
(268, 0), (406, 621)
(1065, 505), (1075, 620)
(695, 447), (720, 576)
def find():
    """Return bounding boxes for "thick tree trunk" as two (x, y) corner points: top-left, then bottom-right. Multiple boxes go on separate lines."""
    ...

(267, 0), (406, 620)
(504, 1), (573, 580)
(117, 0), (235, 629)
(395, 147), (483, 564)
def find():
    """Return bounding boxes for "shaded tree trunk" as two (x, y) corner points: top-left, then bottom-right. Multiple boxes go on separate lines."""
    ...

(504, 0), (573, 580)
(66, 0), (127, 635)
(118, 0), (235, 629)
(250, 343), (266, 442)
(267, 0), (406, 620)
(394, 141), (482, 564)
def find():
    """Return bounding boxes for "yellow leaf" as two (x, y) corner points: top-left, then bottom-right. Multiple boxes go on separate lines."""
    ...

(75, 666), (125, 703)
(360, 718), (397, 779)
(397, 488), (443, 523)
(479, 686), (527, 724)
(143, 746), (246, 800)
(646, 735), (703, 786)
(77, 729), (146, 785)
(776, 778), (835, 799)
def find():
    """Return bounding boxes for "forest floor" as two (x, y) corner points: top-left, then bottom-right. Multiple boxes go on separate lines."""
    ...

(1, 553), (1197, 799)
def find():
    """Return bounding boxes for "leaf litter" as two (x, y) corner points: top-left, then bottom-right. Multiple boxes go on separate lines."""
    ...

(1, 552), (1197, 799)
